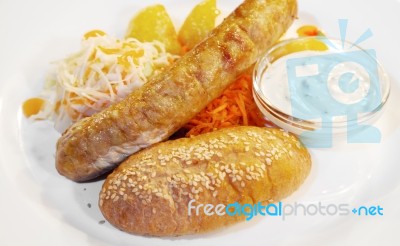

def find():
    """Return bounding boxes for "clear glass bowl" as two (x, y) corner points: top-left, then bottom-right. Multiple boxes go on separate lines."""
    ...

(253, 37), (391, 147)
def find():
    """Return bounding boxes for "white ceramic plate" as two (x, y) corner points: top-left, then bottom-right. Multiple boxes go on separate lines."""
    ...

(1, 0), (399, 245)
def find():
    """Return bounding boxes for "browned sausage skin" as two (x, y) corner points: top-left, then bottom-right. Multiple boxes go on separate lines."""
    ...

(56, 0), (298, 181)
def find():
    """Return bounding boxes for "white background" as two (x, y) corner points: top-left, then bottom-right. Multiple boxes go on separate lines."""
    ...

(0, 0), (399, 245)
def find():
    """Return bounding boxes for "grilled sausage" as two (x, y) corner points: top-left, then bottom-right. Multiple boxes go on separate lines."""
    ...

(56, 0), (298, 181)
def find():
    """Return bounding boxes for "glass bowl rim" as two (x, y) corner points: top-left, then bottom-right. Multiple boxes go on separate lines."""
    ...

(252, 36), (391, 128)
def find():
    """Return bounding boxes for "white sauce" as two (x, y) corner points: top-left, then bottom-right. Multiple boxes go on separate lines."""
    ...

(259, 50), (382, 121)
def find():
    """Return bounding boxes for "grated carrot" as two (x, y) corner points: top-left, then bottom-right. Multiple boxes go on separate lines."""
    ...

(183, 73), (272, 137)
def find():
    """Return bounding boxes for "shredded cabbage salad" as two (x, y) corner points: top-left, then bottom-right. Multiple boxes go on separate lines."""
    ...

(31, 30), (178, 132)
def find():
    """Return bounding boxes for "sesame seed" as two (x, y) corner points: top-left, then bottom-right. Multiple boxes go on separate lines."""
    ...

(261, 164), (266, 171)
(213, 191), (218, 197)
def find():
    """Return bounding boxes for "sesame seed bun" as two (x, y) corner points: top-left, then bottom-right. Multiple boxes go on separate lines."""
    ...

(99, 126), (311, 236)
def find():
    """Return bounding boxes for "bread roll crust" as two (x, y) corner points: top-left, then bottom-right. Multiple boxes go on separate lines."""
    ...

(99, 127), (311, 236)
